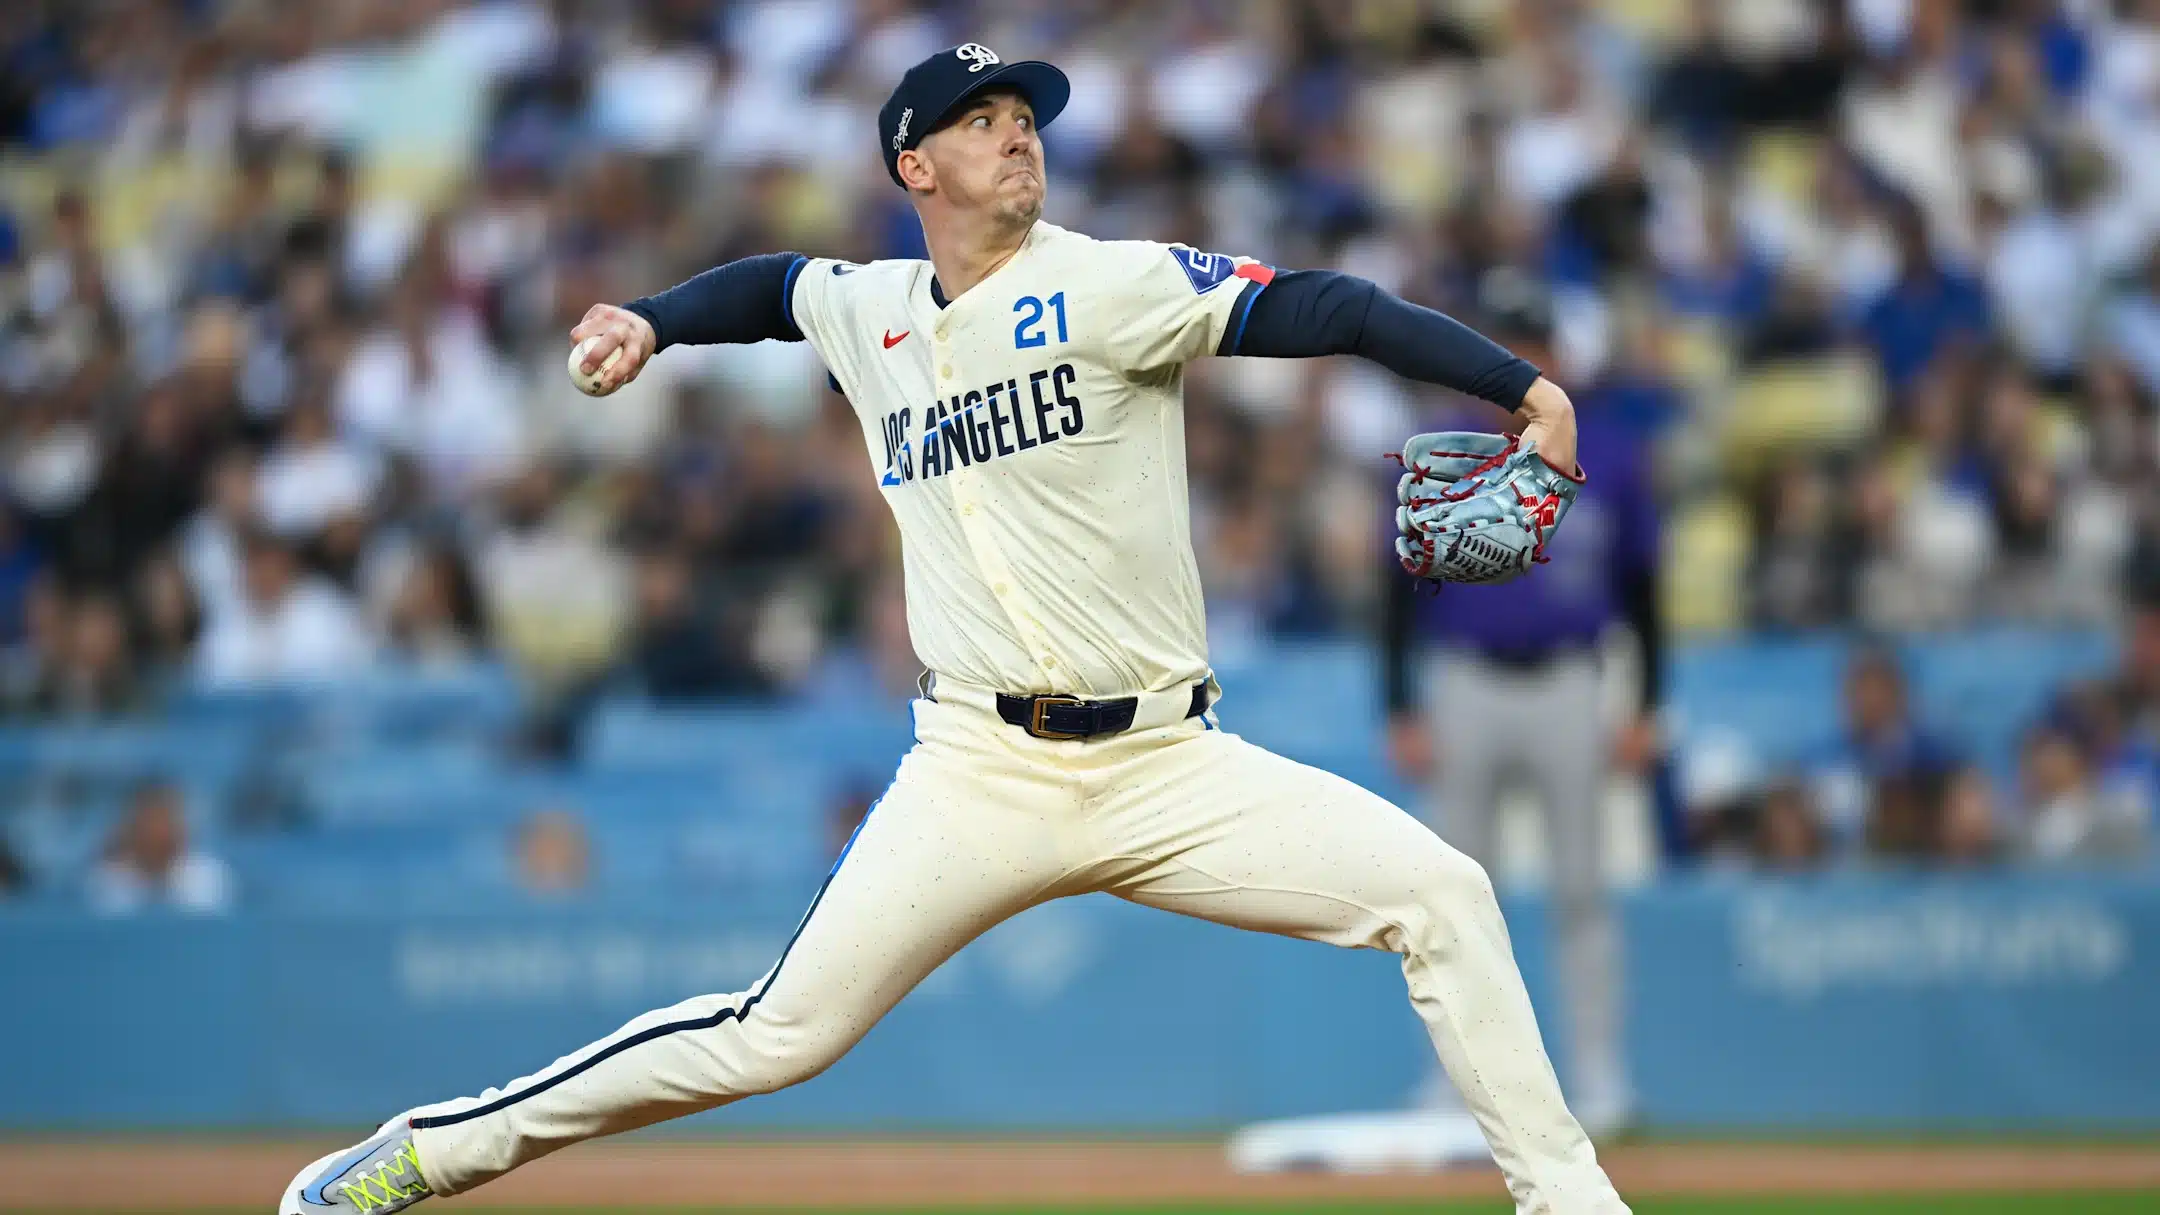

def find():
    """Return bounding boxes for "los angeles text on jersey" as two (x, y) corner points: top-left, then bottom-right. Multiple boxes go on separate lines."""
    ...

(876, 362), (1083, 485)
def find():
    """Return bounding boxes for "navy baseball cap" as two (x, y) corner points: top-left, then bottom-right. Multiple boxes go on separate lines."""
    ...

(879, 43), (1070, 188)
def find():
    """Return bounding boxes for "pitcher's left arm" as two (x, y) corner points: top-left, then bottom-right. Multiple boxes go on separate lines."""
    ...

(1222, 271), (1576, 474)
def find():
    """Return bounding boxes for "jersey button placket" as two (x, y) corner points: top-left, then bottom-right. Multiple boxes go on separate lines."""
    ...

(948, 471), (1051, 684)
(934, 288), (1058, 689)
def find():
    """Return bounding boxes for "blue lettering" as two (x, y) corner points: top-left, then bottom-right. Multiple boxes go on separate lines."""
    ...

(1014, 296), (1046, 349)
(965, 390), (992, 463)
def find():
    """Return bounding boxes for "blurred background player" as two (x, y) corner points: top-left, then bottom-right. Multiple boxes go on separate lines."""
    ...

(1383, 284), (1659, 1139)
(1231, 276), (1657, 1172)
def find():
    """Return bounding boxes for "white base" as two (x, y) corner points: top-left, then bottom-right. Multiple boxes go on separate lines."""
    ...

(1224, 1108), (1494, 1175)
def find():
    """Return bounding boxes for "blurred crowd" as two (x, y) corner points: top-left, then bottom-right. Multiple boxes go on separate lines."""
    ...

(4, 0), (2160, 893)
(1682, 611), (2159, 871)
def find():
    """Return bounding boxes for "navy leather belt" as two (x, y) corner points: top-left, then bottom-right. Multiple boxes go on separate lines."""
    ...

(995, 684), (1209, 740)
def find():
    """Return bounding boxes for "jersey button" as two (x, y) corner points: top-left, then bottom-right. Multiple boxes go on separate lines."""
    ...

(1042, 655), (1059, 670)
(994, 582), (1008, 596)
(961, 502), (976, 516)
(938, 364), (953, 380)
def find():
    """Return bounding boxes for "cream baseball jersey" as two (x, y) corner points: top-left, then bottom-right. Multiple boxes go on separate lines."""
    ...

(788, 221), (1273, 697)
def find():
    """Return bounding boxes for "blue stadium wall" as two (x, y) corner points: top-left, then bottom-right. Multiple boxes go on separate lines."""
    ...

(4, 633), (2155, 1131)
(4, 874), (2157, 1132)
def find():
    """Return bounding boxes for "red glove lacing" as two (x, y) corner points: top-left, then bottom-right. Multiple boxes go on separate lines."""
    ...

(1385, 437), (1559, 576)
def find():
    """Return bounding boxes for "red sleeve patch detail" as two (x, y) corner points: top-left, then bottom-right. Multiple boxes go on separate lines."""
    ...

(1234, 263), (1276, 285)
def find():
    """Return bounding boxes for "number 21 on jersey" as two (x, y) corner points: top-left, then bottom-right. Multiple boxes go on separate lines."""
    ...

(1013, 293), (1068, 349)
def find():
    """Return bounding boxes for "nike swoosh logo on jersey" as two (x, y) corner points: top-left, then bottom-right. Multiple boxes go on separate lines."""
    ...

(883, 329), (910, 348)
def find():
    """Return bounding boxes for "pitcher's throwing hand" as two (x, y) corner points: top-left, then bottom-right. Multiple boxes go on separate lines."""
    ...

(566, 304), (656, 396)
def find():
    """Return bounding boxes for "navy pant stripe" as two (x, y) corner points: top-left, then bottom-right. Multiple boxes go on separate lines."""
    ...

(409, 799), (882, 1131)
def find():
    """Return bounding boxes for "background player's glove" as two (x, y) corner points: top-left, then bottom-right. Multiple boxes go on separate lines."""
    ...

(1391, 431), (1584, 585)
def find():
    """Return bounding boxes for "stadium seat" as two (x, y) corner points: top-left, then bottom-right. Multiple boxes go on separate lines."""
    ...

(1665, 629), (2119, 773)
(292, 743), (525, 828)
(1721, 353), (1884, 479)
(1903, 629), (2118, 759)
(1215, 641), (1379, 752)
(169, 666), (524, 746)
(1743, 130), (1826, 210)
(1663, 495), (1750, 636)
(581, 701), (913, 784)
(1668, 635), (1846, 765)
(1663, 317), (1735, 399)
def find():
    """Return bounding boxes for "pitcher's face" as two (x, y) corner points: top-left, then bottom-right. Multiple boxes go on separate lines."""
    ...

(910, 90), (1044, 226)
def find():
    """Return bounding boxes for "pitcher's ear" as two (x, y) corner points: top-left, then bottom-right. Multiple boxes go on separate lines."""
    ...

(897, 147), (935, 194)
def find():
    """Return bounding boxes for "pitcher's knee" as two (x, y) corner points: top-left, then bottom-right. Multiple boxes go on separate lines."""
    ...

(721, 1019), (854, 1096)
(742, 1048), (843, 1095)
(1421, 839), (1498, 910)
(1378, 839), (1502, 957)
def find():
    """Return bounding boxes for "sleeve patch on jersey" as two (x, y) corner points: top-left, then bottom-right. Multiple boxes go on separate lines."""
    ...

(1234, 262), (1275, 285)
(1171, 246), (1242, 294)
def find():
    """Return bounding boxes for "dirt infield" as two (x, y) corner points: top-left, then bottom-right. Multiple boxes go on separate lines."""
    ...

(3, 1139), (2158, 1209)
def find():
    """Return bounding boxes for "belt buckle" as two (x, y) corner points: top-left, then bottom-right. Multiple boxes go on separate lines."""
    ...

(1028, 695), (1090, 740)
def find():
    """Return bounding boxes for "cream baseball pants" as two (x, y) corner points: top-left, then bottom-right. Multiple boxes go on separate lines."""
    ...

(407, 688), (1627, 1215)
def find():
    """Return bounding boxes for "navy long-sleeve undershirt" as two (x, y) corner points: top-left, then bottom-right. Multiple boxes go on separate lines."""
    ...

(1219, 270), (1542, 410)
(621, 257), (1541, 414)
(623, 252), (807, 351)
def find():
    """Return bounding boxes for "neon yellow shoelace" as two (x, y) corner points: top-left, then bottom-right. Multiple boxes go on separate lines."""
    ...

(336, 1141), (429, 1210)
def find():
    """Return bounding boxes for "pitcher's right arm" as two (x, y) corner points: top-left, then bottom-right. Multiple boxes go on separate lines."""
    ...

(569, 253), (811, 395)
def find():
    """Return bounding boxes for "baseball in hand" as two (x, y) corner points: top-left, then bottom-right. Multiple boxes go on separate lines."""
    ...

(568, 337), (625, 396)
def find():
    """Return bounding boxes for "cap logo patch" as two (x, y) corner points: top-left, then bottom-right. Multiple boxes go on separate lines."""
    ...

(955, 43), (1000, 71)
(891, 107), (913, 150)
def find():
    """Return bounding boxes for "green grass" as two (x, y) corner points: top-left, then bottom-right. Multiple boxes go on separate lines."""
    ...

(46, 1197), (2160, 1215)
(960, 1199), (2160, 1215)
(645, 1199), (2151, 1215)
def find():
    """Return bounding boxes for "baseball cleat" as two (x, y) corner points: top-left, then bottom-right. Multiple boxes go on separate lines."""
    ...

(280, 1115), (431, 1214)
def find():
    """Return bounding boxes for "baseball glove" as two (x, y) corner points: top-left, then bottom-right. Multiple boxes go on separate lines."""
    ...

(1390, 431), (1585, 585)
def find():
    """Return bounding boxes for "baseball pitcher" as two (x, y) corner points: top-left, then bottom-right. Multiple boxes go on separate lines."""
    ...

(283, 44), (1623, 1215)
